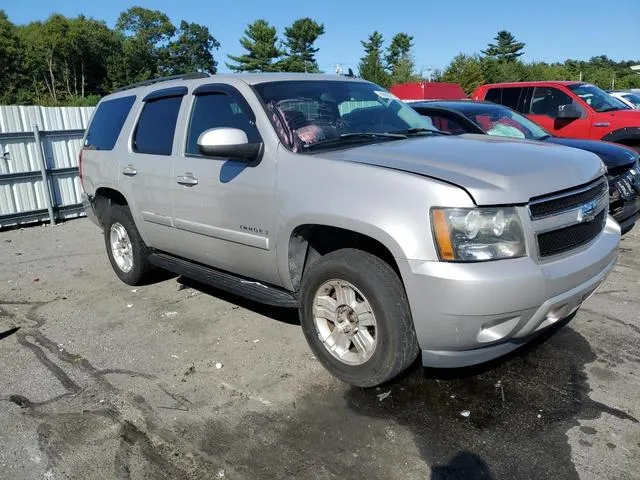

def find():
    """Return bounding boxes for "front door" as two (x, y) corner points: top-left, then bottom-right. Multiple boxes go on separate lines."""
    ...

(526, 86), (592, 139)
(171, 85), (280, 285)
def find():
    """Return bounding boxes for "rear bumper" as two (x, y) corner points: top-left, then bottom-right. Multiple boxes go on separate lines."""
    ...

(400, 216), (620, 368)
(81, 193), (101, 227)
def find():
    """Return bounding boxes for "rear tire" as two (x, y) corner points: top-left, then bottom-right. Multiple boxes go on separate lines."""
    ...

(104, 205), (154, 286)
(298, 248), (419, 387)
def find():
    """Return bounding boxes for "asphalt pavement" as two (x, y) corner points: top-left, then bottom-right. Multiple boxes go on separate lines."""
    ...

(0, 218), (638, 480)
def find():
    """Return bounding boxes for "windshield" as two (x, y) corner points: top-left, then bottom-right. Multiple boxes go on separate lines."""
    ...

(568, 84), (630, 112)
(253, 80), (435, 152)
(621, 93), (640, 108)
(459, 105), (549, 140)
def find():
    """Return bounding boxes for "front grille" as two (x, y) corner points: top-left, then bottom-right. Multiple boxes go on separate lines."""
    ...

(529, 179), (607, 219)
(537, 210), (606, 257)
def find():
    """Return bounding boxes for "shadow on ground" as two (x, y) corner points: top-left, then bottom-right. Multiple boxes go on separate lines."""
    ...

(171, 304), (637, 479)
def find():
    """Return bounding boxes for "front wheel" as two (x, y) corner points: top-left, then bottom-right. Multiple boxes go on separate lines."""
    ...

(298, 248), (419, 387)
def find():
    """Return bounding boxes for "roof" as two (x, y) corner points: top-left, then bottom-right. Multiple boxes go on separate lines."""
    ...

(111, 72), (366, 95)
(479, 81), (582, 89)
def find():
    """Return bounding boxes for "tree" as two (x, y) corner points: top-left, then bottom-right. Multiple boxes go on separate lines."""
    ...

(481, 30), (525, 63)
(115, 7), (175, 83)
(279, 18), (324, 72)
(385, 33), (417, 84)
(0, 11), (23, 103)
(226, 19), (282, 72)
(162, 21), (219, 75)
(358, 31), (389, 87)
(441, 54), (485, 94)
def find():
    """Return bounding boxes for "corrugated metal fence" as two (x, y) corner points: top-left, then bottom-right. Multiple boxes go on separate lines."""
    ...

(0, 105), (95, 227)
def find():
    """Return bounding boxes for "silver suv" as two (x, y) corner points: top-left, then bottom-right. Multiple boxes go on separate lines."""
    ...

(81, 73), (620, 387)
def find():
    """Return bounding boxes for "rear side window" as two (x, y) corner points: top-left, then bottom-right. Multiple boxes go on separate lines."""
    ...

(501, 88), (523, 110)
(133, 96), (183, 155)
(84, 96), (135, 150)
(484, 88), (501, 104)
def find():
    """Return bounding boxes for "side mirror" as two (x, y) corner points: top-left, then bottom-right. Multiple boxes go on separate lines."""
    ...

(557, 103), (581, 119)
(197, 128), (262, 161)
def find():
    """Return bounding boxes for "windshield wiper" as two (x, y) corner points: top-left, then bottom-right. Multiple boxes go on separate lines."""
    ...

(392, 127), (450, 136)
(537, 134), (552, 140)
(302, 132), (407, 150)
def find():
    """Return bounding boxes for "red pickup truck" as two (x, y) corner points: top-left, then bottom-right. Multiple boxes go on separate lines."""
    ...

(472, 81), (640, 150)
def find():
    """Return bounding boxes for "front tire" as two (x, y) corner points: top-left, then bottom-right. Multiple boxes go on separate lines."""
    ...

(104, 205), (154, 286)
(298, 248), (419, 387)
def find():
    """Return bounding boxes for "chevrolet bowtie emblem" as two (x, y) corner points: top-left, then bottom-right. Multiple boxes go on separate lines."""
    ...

(577, 200), (598, 223)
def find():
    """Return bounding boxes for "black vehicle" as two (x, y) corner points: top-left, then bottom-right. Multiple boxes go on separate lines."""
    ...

(411, 100), (640, 234)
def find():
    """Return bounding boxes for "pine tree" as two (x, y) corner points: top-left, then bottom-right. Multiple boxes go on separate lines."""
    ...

(226, 19), (281, 72)
(385, 33), (416, 84)
(358, 31), (389, 87)
(278, 18), (324, 73)
(481, 30), (525, 63)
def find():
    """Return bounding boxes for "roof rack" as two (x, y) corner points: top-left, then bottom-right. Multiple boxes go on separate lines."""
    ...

(113, 72), (210, 93)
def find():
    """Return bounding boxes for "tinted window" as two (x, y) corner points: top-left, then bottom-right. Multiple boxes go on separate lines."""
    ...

(427, 114), (467, 134)
(133, 96), (182, 155)
(85, 96), (135, 150)
(530, 87), (576, 118)
(187, 93), (260, 155)
(501, 88), (523, 110)
(484, 88), (501, 104)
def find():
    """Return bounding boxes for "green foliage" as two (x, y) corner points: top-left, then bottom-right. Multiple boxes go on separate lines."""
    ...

(162, 21), (220, 75)
(482, 30), (525, 63)
(358, 31), (390, 87)
(226, 19), (282, 72)
(385, 33), (418, 85)
(0, 10), (23, 103)
(279, 18), (325, 72)
(442, 54), (485, 94)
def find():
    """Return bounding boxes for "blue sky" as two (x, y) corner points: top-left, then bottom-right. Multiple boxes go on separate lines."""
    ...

(3, 0), (639, 74)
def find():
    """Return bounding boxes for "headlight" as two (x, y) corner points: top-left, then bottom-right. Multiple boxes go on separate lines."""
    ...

(431, 207), (526, 262)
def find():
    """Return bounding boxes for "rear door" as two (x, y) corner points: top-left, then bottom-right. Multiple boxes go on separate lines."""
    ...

(526, 86), (592, 139)
(120, 87), (186, 250)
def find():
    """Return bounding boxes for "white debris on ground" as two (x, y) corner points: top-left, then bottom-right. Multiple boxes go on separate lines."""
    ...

(460, 410), (471, 418)
(376, 391), (391, 402)
(215, 362), (223, 370)
(162, 311), (178, 317)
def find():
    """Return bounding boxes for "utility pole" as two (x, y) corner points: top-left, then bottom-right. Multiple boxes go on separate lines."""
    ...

(611, 72), (615, 90)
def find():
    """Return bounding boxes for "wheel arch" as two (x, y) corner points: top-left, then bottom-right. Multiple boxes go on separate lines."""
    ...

(282, 219), (406, 293)
(601, 127), (640, 149)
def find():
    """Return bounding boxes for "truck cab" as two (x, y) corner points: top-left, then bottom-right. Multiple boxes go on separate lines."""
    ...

(472, 81), (640, 150)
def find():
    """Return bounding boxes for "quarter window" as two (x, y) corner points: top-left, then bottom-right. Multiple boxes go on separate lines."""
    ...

(133, 96), (183, 155)
(85, 96), (136, 150)
(186, 93), (260, 155)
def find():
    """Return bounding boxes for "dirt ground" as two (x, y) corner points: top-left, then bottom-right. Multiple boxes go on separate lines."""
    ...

(0, 218), (638, 480)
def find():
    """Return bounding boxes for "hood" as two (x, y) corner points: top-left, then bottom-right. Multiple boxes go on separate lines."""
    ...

(544, 137), (638, 170)
(318, 134), (605, 205)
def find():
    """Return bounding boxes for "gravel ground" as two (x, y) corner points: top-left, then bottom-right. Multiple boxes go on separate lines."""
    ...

(0, 218), (638, 480)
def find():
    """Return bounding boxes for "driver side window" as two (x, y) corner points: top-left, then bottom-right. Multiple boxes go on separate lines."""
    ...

(186, 93), (260, 155)
(530, 87), (580, 118)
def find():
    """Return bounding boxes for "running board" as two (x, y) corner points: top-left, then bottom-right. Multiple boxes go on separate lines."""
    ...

(148, 253), (298, 308)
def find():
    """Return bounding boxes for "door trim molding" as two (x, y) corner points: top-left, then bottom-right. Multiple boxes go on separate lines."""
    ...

(174, 218), (269, 250)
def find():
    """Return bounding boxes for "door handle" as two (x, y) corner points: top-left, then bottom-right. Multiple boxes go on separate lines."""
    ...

(122, 165), (137, 176)
(176, 174), (198, 186)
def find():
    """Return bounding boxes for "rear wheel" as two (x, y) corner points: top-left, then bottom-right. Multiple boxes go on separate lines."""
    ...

(104, 205), (154, 285)
(298, 248), (419, 387)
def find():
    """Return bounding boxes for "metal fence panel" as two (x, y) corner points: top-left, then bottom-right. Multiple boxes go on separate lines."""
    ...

(0, 105), (95, 227)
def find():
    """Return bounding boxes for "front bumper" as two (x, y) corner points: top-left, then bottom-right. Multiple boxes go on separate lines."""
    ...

(611, 196), (640, 234)
(81, 192), (101, 227)
(400, 216), (620, 368)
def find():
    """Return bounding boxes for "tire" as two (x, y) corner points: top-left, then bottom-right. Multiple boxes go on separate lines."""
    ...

(298, 248), (419, 387)
(104, 205), (154, 286)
